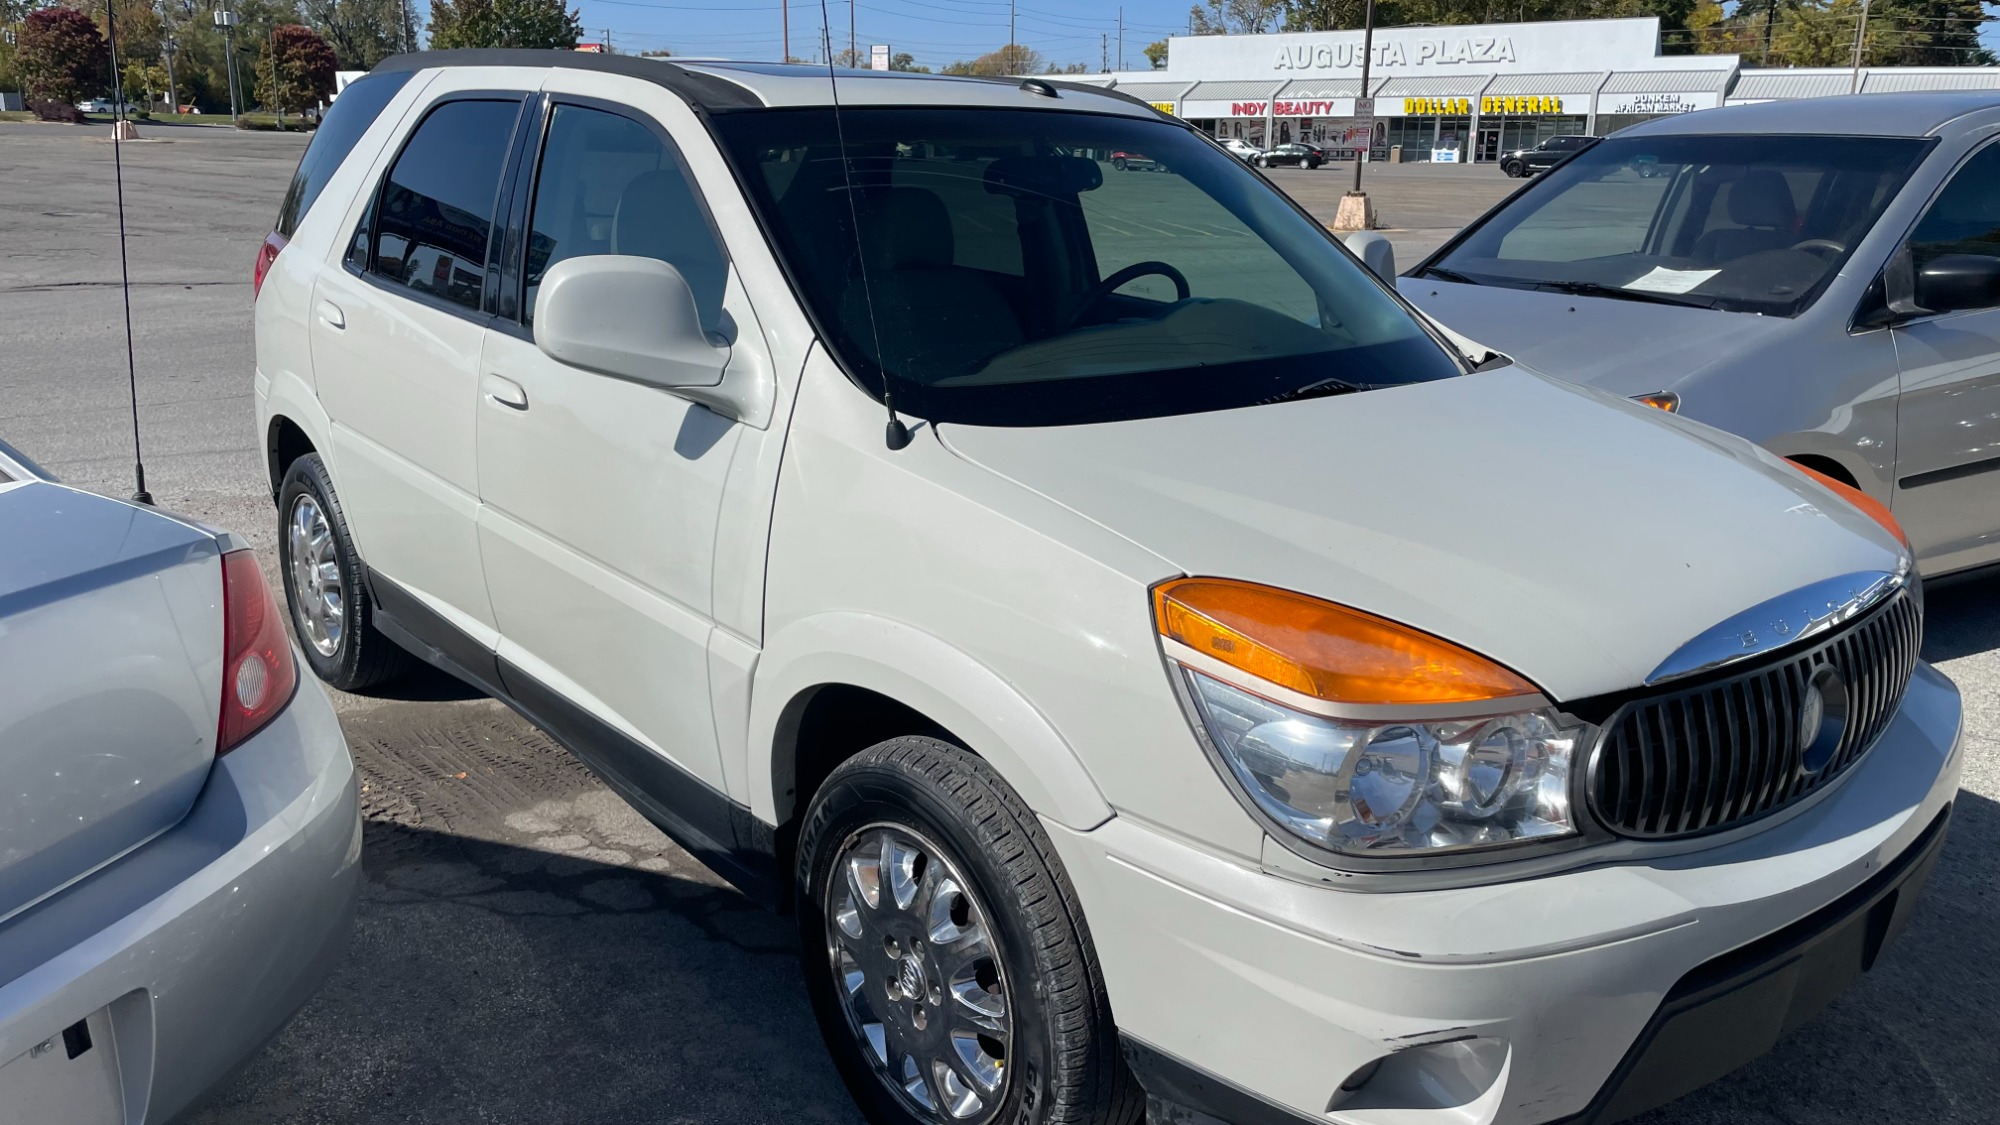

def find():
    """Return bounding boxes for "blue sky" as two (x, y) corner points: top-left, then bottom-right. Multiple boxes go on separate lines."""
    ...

(569, 0), (2000, 75)
(570, 0), (1193, 72)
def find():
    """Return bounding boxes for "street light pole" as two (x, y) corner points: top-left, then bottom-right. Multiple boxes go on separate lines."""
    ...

(1848, 0), (1871, 93)
(1333, 0), (1377, 231)
(213, 5), (238, 123)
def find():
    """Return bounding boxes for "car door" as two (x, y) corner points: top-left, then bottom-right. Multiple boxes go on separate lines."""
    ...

(473, 77), (753, 797)
(1890, 137), (2000, 574)
(311, 83), (529, 643)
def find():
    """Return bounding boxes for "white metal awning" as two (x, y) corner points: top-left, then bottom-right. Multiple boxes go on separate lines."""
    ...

(1600, 68), (1734, 94)
(1373, 74), (1492, 98)
(1863, 68), (2000, 92)
(1484, 71), (1606, 96)
(1730, 69), (1854, 100)
(1180, 79), (1287, 101)
(1275, 77), (1364, 98)
(1109, 80), (1194, 101)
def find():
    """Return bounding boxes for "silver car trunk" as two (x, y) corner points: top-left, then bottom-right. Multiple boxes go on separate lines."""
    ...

(0, 481), (224, 922)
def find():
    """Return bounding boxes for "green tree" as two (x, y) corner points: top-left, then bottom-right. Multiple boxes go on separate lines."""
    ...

(18, 6), (109, 104)
(942, 43), (1042, 74)
(1142, 38), (1168, 67)
(890, 50), (927, 71)
(428, 0), (582, 50)
(252, 22), (334, 122)
(301, 0), (411, 68)
(1189, 0), (1285, 34)
(122, 57), (169, 106)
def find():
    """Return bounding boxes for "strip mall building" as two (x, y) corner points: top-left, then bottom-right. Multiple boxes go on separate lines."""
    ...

(1073, 17), (2000, 163)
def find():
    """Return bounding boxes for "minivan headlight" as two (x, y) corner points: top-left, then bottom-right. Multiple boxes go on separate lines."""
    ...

(1155, 578), (1584, 860)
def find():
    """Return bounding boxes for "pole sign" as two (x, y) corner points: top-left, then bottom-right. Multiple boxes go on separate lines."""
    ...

(1353, 95), (1375, 120)
(870, 44), (890, 70)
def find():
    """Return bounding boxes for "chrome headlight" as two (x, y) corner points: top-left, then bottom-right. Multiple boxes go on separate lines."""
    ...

(1154, 577), (1587, 862)
(1183, 671), (1581, 857)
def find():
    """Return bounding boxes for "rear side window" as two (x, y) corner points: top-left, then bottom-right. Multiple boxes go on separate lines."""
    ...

(274, 71), (414, 239)
(364, 98), (523, 313)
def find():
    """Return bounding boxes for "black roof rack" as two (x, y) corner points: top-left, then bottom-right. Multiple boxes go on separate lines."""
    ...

(369, 49), (763, 111)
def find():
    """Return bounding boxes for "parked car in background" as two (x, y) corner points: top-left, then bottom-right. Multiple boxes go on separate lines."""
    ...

(1406, 93), (2000, 577)
(74, 99), (132, 115)
(1255, 140), (1326, 168)
(1498, 133), (1597, 177)
(1109, 148), (1161, 171)
(0, 439), (358, 1123)
(1218, 136), (1262, 162)
(258, 52), (1959, 1125)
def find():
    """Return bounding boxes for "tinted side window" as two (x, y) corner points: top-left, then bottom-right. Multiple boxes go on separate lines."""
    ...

(1910, 142), (2000, 268)
(367, 98), (521, 313)
(275, 71), (414, 238)
(524, 103), (728, 328)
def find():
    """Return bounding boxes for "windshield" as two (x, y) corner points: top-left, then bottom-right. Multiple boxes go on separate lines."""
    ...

(1428, 134), (1930, 317)
(713, 107), (1462, 426)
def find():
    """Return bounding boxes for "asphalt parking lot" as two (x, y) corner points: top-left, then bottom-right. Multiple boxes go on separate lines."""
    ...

(1, 119), (1996, 1125)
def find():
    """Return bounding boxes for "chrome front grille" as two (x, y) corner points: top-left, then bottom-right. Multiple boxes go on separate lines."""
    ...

(1588, 590), (1922, 839)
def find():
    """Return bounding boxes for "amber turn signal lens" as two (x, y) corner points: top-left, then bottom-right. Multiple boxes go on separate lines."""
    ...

(1153, 578), (1538, 706)
(1632, 391), (1680, 413)
(1791, 462), (1910, 550)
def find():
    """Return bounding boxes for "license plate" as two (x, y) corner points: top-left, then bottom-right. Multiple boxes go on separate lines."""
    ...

(0, 1009), (122, 1125)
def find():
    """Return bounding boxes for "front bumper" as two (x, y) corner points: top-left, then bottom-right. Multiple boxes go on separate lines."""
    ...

(0, 670), (360, 1124)
(1046, 661), (1963, 1125)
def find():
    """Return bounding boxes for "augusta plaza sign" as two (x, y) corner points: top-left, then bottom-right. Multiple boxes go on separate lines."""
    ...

(1166, 17), (1700, 79)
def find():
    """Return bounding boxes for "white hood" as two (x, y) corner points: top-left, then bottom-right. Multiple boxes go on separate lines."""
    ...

(937, 366), (1904, 702)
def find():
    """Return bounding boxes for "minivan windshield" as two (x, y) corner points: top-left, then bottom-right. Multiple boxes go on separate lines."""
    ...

(1426, 134), (1930, 317)
(714, 107), (1463, 426)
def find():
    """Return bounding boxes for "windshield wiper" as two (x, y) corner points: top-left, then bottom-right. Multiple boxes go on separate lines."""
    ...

(1532, 280), (1719, 309)
(1417, 265), (1483, 285)
(1257, 376), (1367, 406)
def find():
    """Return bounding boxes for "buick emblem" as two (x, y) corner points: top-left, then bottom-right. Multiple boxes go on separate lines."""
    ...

(1798, 666), (1849, 774)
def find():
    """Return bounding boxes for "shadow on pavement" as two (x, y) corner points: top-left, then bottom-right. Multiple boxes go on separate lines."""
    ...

(189, 819), (861, 1125)
(1629, 789), (2000, 1125)
(1924, 568), (2000, 664)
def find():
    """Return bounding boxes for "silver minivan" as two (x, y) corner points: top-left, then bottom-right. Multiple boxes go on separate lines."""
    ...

(1404, 93), (2000, 578)
(256, 52), (1962, 1125)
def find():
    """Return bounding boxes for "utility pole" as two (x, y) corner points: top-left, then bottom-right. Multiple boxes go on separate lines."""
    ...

(401, 0), (412, 51)
(163, 32), (178, 115)
(1762, 0), (1774, 64)
(848, 0), (854, 66)
(1334, 0), (1377, 230)
(1100, 33), (1106, 72)
(1009, 0), (1015, 61)
(214, 5), (239, 124)
(782, 0), (789, 61)
(1117, 6), (1122, 70)
(604, 26), (613, 53)
(1848, 0), (1870, 92)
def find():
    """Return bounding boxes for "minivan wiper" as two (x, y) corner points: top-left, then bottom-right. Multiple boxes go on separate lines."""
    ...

(1257, 376), (1366, 405)
(1417, 265), (1483, 285)
(1532, 279), (1719, 309)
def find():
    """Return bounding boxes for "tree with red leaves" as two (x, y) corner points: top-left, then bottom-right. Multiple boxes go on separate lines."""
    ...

(17, 6), (109, 107)
(253, 23), (336, 123)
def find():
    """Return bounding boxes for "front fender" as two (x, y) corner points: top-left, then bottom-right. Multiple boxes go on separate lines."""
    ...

(257, 364), (336, 495)
(748, 611), (1114, 831)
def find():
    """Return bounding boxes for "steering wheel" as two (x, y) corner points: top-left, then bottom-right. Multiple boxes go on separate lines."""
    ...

(1791, 238), (1847, 259)
(1063, 261), (1191, 330)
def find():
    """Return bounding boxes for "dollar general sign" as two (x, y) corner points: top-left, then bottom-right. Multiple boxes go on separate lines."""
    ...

(1404, 95), (1566, 115)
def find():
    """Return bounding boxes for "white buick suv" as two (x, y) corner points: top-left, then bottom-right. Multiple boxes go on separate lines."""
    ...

(254, 51), (1963, 1125)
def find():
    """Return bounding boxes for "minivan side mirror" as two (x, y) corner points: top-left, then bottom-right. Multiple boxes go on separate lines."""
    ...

(1341, 231), (1396, 283)
(534, 255), (731, 391)
(1913, 253), (2000, 315)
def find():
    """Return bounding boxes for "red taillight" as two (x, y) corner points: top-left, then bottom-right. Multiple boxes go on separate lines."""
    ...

(252, 231), (286, 301)
(218, 548), (299, 754)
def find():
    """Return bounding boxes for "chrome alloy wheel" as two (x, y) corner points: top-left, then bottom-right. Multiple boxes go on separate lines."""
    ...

(826, 824), (1012, 1124)
(286, 492), (343, 657)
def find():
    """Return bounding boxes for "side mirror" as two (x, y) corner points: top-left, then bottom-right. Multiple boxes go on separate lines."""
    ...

(1914, 253), (2000, 315)
(534, 255), (730, 390)
(1341, 231), (1396, 283)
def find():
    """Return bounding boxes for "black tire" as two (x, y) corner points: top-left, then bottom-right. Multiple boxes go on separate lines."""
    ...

(1305, 157), (1320, 170)
(797, 737), (1143, 1125)
(1111, 157), (1126, 171)
(1502, 160), (1523, 178)
(276, 452), (415, 692)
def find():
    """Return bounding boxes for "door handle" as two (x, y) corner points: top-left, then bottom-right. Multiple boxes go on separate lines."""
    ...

(316, 300), (345, 329)
(482, 373), (529, 411)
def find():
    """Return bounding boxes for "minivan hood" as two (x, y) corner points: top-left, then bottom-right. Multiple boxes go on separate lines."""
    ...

(1400, 278), (1790, 396)
(938, 367), (1903, 702)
